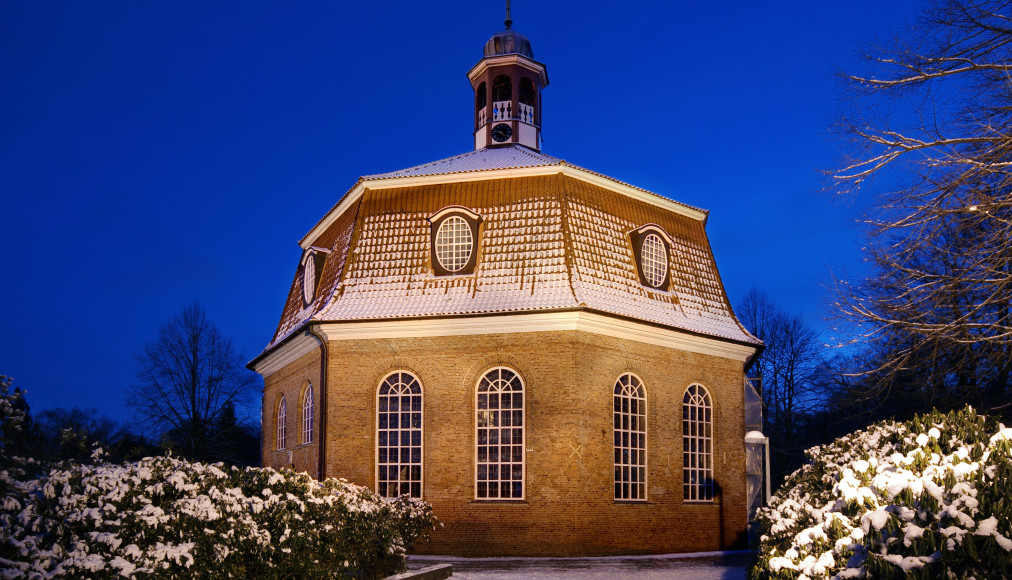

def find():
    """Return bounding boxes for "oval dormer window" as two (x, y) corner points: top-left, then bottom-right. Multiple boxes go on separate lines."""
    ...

(428, 207), (482, 276)
(434, 216), (473, 273)
(640, 233), (667, 288)
(302, 255), (317, 304)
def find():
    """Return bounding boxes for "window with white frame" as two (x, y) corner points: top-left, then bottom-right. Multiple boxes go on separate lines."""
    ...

(434, 216), (473, 272)
(377, 372), (423, 498)
(640, 233), (667, 288)
(301, 385), (314, 444)
(614, 373), (647, 500)
(276, 396), (287, 451)
(476, 367), (524, 499)
(683, 384), (714, 501)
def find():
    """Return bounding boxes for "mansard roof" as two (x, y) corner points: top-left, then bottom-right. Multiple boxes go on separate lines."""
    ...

(264, 156), (760, 355)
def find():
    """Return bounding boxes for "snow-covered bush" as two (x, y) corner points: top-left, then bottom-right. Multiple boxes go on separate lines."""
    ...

(0, 455), (436, 579)
(751, 407), (1012, 579)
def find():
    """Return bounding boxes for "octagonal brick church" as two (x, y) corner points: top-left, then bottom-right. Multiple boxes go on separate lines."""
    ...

(249, 17), (763, 556)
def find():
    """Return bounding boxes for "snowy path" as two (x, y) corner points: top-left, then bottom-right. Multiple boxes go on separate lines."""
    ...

(408, 551), (749, 579)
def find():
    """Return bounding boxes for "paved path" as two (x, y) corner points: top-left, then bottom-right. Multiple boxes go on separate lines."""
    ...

(408, 551), (750, 579)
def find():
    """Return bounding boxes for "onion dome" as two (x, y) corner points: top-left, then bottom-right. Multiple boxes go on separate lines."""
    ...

(483, 26), (533, 58)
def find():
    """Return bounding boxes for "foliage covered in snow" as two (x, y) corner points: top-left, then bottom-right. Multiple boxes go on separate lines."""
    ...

(0, 455), (437, 579)
(751, 407), (1012, 579)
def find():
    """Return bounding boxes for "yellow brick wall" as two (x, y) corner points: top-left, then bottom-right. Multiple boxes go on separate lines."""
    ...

(261, 347), (323, 479)
(265, 329), (748, 556)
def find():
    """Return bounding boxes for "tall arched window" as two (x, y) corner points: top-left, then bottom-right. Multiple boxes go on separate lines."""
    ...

(475, 82), (487, 113)
(614, 373), (647, 500)
(301, 385), (314, 444)
(491, 75), (512, 102)
(518, 77), (535, 106)
(683, 384), (714, 501)
(476, 367), (524, 499)
(276, 396), (287, 451)
(377, 372), (423, 498)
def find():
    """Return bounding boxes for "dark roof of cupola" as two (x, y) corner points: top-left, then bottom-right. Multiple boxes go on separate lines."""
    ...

(483, 27), (533, 58)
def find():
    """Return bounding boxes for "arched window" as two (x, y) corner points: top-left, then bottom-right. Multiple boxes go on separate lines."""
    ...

(276, 396), (287, 451)
(492, 75), (512, 102)
(476, 367), (524, 499)
(475, 82), (487, 113)
(301, 385), (314, 444)
(614, 373), (646, 500)
(518, 77), (535, 106)
(683, 384), (714, 501)
(377, 372), (423, 498)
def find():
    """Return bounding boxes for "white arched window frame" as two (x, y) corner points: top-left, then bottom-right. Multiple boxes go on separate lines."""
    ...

(377, 372), (423, 498)
(475, 367), (525, 500)
(614, 373), (647, 501)
(276, 396), (287, 451)
(683, 383), (714, 502)
(301, 385), (314, 444)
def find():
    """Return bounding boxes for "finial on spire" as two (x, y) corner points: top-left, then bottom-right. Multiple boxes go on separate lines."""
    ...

(505, 0), (512, 29)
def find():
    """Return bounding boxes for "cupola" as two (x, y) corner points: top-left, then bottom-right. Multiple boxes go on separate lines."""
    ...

(468, 6), (548, 151)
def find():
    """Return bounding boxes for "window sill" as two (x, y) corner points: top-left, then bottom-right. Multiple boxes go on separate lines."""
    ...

(614, 500), (654, 505)
(683, 500), (719, 505)
(468, 500), (529, 505)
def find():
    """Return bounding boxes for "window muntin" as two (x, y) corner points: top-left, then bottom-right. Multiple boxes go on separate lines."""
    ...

(518, 77), (535, 106)
(377, 372), (423, 498)
(302, 256), (316, 304)
(614, 373), (647, 500)
(640, 233), (668, 288)
(492, 75), (512, 102)
(301, 385), (314, 444)
(476, 367), (524, 499)
(434, 215), (474, 273)
(683, 384), (714, 502)
(276, 396), (287, 451)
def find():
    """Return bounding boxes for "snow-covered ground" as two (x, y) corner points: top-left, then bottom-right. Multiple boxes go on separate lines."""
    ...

(408, 551), (749, 579)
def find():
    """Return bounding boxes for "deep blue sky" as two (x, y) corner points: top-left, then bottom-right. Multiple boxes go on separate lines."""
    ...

(1, 1), (917, 426)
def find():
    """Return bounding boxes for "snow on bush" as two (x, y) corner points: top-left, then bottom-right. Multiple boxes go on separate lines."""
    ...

(0, 455), (437, 579)
(751, 407), (1012, 579)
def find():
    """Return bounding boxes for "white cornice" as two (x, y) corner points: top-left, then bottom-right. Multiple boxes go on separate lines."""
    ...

(311, 311), (758, 363)
(466, 54), (549, 86)
(251, 332), (320, 377)
(300, 165), (707, 249)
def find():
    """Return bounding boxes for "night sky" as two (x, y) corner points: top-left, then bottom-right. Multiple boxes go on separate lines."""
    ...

(1, 1), (918, 426)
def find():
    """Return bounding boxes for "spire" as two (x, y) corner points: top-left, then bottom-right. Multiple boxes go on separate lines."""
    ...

(469, 4), (548, 151)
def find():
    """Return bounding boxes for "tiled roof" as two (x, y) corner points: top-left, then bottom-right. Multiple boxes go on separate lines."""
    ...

(362, 145), (564, 180)
(266, 173), (759, 351)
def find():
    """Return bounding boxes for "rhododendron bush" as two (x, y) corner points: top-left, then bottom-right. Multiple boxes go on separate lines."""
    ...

(751, 407), (1012, 579)
(0, 455), (436, 579)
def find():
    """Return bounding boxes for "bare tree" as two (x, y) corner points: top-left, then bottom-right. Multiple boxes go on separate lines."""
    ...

(831, 0), (1012, 417)
(737, 289), (824, 483)
(127, 303), (257, 461)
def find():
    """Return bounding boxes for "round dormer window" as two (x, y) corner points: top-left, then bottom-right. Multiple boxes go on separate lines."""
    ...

(302, 255), (316, 304)
(434, 215), (474, 272)
(640, 233), (667, 288)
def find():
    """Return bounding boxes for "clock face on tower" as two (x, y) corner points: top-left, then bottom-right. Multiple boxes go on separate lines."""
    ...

(491, 123), (512, 142)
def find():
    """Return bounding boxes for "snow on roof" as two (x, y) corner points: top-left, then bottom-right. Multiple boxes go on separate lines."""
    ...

(265, 173), (758, 352)
(362, 145), (564, 179)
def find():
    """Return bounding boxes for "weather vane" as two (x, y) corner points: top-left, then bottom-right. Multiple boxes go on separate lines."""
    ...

(505, 0), (512, 29)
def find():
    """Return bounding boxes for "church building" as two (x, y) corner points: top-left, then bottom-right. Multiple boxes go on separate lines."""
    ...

(249, 14), (763, 556)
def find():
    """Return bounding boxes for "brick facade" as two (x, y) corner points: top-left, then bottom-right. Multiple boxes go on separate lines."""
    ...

(261, 328), (748, 556)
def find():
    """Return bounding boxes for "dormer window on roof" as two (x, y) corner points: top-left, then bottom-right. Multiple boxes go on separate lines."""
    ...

(428, 207), (482, 276)
(301, 247), (330, 306)
(630, 225), (673, 290)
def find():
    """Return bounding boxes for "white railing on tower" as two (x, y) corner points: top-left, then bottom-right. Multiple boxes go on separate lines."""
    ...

(518, 103), (533, 124)
(492, 101), (512, 122)
(477, 107), (487, 127)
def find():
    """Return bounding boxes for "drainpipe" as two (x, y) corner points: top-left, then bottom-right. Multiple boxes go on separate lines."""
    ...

(306, 324), (328, 480)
